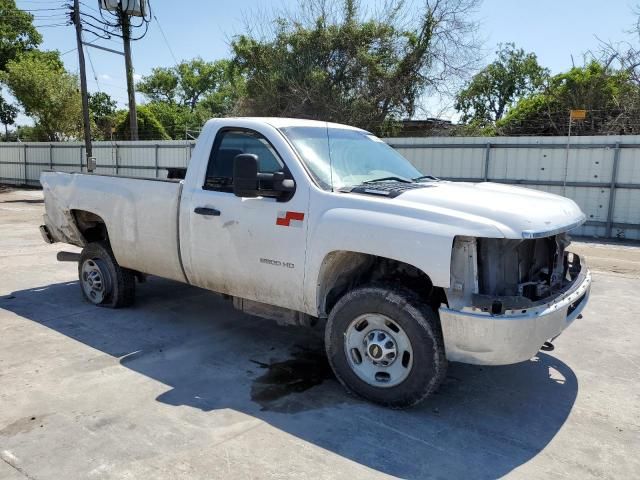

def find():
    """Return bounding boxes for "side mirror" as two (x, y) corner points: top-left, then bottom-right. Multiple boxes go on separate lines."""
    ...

(233, 153), (259, 198)
(271, 171), (296, 193)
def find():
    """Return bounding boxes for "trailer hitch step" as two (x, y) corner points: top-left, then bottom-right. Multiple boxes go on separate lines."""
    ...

(57, 251), (81, 262)
(540, 341), (555, 352)
(39, 225), (54, 244)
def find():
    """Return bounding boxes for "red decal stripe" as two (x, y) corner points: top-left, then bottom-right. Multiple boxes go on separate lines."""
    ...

(276, 211), (305, 226)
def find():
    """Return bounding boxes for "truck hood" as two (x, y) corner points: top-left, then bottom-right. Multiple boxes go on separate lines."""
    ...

(398, 181), (585, 239)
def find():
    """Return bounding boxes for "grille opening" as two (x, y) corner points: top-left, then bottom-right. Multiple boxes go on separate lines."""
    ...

(477, 233), (573, 303)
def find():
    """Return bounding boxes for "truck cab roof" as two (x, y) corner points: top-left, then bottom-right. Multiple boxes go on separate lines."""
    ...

(204, 116), (367, 132)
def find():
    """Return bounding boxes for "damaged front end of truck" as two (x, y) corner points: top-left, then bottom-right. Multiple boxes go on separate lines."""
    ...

(440, 233), (591, 365)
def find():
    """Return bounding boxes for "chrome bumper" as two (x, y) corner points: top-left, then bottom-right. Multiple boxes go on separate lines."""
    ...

(439, 263), (591, 365)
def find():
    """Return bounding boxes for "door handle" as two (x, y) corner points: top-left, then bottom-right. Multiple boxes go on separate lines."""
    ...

(194, 207), (221, 216)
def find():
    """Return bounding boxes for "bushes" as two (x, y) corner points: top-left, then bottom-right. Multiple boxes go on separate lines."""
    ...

(114, 105), (170, 140)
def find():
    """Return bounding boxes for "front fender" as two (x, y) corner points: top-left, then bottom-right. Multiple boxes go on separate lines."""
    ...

(303, 208), (456, 314)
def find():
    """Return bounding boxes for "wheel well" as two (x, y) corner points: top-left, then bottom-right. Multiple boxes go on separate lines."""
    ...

(72, 210), (109, 245)
(318, 251), (447, 317)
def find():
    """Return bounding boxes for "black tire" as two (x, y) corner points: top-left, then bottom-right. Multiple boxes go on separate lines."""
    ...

(325, 285), (447, 408)
(78, 241), (136, 308)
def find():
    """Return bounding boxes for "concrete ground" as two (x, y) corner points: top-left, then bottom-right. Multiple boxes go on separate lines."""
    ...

(0, 187), (639, 480)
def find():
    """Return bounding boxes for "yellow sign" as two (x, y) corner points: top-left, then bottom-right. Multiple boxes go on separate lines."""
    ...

(570, 109), (587, 121)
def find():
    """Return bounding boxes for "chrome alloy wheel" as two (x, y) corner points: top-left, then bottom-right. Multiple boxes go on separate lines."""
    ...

(80, 258), (111, 304)
(344, 313), (414, 387)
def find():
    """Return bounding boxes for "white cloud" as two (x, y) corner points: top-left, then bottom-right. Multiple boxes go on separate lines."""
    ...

(99, 74), (112, 80)
(133, 73), (142, 81)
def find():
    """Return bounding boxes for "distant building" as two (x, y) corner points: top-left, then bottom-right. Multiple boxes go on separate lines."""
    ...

(396, 118), (454, 137)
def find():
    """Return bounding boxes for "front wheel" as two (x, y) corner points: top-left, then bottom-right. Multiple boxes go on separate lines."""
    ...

(78, 242), (136, 308)
(325, 285), (447, 408)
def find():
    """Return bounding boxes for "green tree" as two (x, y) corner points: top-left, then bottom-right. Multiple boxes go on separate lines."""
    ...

(136, 67), (178, 104)
(114, 105), (170, 140)
(498, 61), (638, 136)
(0, 0), (42, 71)
(195, 61), (244, 118)
(88, 91), (117, 139)
(231, 0), (481, 135)
(14, 124), (48, 141)
(88, 91), (117, 119)
(144, 101), (198, 139)
(176, 58), (230, 110)
(3, 50), (83, 141)
(455, 44), (549, 128)
(0, 94), (18, 139)
(137, 58), (239, 112)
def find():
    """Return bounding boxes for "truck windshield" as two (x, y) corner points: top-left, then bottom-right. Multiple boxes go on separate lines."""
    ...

(280, 126), (423, 190)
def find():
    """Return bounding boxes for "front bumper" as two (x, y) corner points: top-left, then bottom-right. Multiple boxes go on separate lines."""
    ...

(439, 261), (591, 365)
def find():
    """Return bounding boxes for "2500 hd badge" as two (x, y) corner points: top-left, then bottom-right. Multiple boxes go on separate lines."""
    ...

(260, 258), (295, 269)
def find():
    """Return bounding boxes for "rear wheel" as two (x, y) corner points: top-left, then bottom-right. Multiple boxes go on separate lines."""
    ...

(78, 242), (135, 308)
(325, 285), (446, 408)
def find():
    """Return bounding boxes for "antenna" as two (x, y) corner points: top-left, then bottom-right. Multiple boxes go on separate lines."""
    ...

(325, 122), (335, 192)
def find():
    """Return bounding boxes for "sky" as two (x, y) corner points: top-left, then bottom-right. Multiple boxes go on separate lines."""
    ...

(11, 0), (639, 125)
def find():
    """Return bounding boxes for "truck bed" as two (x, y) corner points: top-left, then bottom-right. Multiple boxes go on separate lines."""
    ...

(40, 171), (186, 283)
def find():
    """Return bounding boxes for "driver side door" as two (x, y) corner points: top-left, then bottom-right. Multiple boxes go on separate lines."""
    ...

(184, 128), (309, 312)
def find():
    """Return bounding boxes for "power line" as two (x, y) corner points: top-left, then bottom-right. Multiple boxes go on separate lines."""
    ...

(20, 7), (68, 11)
(34, 23), (71, 28)
(153, 12), (178, 66)
(16, 0), (65, 4)
(81, 27), (114, 41)
(85, 80), (130, 102)
(1, 16), (71, 26)
(83, 32), (120, 44)
(79, 1), (100, 14)
(4, 11), (69, 17)
(84, 34), (101, 91)
(85, 76), (130, 92)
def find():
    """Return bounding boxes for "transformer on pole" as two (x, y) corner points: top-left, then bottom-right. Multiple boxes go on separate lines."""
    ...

(98, 0), (146, 17)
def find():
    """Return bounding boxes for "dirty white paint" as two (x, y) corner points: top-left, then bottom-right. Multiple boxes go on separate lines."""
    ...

(41, 172), (186, 283)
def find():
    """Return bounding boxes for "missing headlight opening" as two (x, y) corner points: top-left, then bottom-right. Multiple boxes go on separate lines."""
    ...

(449, 234), (582, 313)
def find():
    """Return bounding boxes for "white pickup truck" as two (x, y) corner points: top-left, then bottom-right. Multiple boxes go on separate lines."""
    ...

(40, 117), (591, 408)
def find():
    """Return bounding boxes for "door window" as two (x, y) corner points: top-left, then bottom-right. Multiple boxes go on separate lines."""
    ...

(205, 130), (284, 191)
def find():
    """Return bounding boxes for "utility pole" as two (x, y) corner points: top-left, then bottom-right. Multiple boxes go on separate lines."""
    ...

(120, 7), (138, 140)
(72, 0), (93, 169)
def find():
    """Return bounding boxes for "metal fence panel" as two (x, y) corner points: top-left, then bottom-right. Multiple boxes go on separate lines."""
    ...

(387, 135), (640, 240)
(0, 145), (23, 184)
(619, 148), (640, 184)
(2, 136), (640, 240)
(613, 189), (640, 225)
